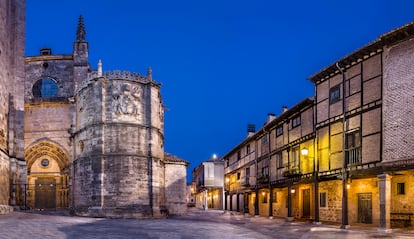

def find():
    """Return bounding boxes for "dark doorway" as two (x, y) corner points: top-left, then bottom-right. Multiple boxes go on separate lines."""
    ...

(302, 189), (311, 218)
(35, 178), (56, 209)
(358, 193), (372, 224)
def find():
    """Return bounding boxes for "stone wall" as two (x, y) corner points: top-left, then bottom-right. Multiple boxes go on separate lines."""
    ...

(164, 155), (188, 216)
(0, 0), (25, 213)
(73, 74), (166, 218)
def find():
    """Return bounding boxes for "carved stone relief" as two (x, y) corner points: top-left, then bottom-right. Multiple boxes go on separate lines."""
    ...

(112, 83), (142, 116)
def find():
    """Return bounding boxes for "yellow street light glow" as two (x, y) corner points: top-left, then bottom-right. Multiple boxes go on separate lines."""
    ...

(301, 147), (309, 156)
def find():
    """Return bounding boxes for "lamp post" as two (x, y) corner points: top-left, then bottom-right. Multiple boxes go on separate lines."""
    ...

(301, 146), (320, 224)
(336, 62), (349, 229)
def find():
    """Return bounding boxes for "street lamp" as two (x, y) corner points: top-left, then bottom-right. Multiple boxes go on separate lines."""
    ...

(301, 146), (320, 224)
(301, 147), (309, 157)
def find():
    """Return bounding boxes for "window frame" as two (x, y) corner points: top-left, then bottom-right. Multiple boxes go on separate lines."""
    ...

(276, 125), (283, 137)
(277, 152), (283, 169)
(272, 191), (278, 203)
(320, 192), (327, 208)
(397, 182), (405, 195)
(329, 84), (341, 104)
(32, 78), (59, 98)
(292, 115), (301, 128)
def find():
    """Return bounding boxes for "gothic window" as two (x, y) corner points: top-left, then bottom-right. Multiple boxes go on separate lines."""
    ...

(32, 78), (58, 98)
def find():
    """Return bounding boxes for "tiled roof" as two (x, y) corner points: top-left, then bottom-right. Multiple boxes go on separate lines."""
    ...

(164, 152), (189, 165)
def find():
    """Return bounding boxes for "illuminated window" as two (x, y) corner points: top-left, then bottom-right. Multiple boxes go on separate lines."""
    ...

(262, 193), (268, 203)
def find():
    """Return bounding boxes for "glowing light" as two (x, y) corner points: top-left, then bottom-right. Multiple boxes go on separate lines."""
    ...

(347, 184), (351, 190)
(301, 147), (309, 156)
(212, 154), (217, 159)
(291, 188), (296, 194)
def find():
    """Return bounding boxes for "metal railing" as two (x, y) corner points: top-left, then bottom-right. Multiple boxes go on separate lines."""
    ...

(346, 147), (361, 165)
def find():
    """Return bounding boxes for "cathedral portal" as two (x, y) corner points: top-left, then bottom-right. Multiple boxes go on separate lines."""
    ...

(24, 140), (69, 209)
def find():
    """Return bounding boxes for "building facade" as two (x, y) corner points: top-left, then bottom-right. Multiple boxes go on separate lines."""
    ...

(193, 157), (224, 210)
(224, 21), (414, 230)
(0, 0), (26, 214)
(1, 2), (189, 218)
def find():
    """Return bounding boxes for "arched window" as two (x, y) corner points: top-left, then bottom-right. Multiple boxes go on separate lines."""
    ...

(32, 78), (58, 98)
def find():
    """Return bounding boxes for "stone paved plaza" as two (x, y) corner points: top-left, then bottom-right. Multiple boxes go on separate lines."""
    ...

(1, 209), (414, 239)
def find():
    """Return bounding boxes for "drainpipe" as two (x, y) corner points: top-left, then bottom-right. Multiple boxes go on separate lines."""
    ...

(336, 62), (349, 229)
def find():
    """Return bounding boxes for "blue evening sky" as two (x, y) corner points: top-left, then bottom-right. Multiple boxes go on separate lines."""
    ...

(26, 1), (414, 181)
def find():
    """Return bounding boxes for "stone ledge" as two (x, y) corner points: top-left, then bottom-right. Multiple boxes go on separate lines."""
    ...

(0, 205), (13, 214)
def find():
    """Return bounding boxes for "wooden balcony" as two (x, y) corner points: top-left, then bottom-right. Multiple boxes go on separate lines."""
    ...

(257, 175), (269, 184)
(283, 167), (302, 178)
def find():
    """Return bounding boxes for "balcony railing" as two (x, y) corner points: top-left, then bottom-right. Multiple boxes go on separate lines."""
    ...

(224, 151), (256, 173)
(257, 175), (269, 184)
(346, 147), (361, 166)
(240, 177), (250, 186)
(283, 167), (302, 178)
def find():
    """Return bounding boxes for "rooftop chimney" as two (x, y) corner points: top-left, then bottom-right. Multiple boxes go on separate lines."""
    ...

(282, 105), (288, 113)
(247, 124), (256, 137)
(267, 113), (276, 123)
(40, 48), (52, 56)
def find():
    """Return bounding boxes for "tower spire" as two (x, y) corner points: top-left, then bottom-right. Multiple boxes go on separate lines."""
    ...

(76, 15), (86, 42)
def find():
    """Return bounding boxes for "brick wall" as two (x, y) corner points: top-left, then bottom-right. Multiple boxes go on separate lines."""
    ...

(383, 38), (414, 162)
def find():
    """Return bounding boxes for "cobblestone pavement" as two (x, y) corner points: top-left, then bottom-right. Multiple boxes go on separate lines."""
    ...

(1, 209), (414, 239)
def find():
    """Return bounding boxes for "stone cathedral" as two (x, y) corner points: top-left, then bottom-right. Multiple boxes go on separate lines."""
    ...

(0, 0), (188, 218)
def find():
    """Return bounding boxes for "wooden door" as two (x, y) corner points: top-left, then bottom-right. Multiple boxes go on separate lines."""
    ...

(35, 178), (56, 209)
(358, 193), (372, 224)
(302, 189), (311, 218)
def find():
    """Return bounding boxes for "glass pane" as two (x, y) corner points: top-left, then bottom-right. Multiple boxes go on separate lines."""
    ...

(33, 79), (58, 98)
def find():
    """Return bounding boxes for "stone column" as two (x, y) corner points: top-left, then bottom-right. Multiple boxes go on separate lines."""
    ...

(378, 174), (392, 231)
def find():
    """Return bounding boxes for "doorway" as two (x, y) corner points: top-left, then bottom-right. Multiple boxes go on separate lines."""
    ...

(35, 178), (56, 209)
(302, 189), (310, 218)
(358, 193), (372, 224)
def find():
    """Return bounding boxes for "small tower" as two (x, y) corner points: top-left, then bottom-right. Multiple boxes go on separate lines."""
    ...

(73, 15), (89, 90)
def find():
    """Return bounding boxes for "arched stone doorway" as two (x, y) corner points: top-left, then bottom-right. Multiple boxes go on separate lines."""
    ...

(24, 140), (69, 209)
